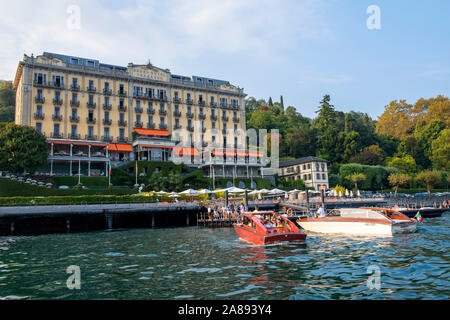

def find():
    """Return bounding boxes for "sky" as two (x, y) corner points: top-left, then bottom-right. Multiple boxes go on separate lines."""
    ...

(0, 0), (448, 119)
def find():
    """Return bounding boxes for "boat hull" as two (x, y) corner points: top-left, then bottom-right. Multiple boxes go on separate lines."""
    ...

(234, 225), (306, 245)
(297, 219), (416, 236)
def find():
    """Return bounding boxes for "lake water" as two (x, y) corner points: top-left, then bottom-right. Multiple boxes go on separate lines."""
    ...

(0, 213), (448, 300)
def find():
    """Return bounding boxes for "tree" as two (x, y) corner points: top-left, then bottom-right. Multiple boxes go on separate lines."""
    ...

(415, 170), (441, 197)
(345, 173), (366, 192)
(376, 99), (415, 139)
(268, 97), (273, 106)
(387, 155), (417, 173)
(0, 123), (47, 173)
(430, 128), (450, 171)
(388, 173), (411, 197)
(0, 81), (15, 122)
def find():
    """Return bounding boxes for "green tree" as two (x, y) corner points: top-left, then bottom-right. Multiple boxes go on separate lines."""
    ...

(430, 128), (450, 170)
(415, 170), (442, 196)
(387, 155), (417, 173)
(0, 123), (47, 173)
(345, 173), (366, 192)
(388, 173), (411, 197)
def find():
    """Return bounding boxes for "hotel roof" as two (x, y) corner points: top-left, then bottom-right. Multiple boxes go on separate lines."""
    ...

(279, 156), (328, 168)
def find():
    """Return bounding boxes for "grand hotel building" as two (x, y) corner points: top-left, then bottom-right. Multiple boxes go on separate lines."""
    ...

(13, 52), (264, 179)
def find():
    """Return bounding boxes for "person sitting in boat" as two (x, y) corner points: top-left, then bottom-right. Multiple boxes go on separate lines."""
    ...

(276, 218), (284, 228)
(253, 206), (259, 212)
(316, 204), (326, 218)
(263, 219), (274, 228)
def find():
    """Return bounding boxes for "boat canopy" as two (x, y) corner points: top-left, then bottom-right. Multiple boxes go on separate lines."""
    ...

(338, 208), (388, 220)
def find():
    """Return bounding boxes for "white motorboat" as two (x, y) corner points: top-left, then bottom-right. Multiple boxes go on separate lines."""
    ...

(296, 208), (418, 236)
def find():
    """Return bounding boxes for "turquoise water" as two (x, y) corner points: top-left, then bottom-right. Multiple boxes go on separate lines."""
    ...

(0, 213), (449, 300)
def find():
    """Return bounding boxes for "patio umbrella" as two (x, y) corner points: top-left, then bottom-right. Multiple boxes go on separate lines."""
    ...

(179, 189), (201, 195)
(288, 189), (300, 193)
(156, 191), (168, 195)
(217, 186), (246, 193)
(248, 190), (261, 195)
(198, 189), (213, 194)
(269, 188), (285, 194)
(357, 190), (361, 197)
(350, 190), (353, 197)
(258, 188), (270, 194)
(169, 194), (180, 198)
(339, 191), (343, 197)
(345, 189), (349, 197)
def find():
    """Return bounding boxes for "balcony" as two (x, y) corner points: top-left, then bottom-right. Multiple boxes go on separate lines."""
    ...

(117, 136), (128, 142)
(71, 84), (80, 91)
(87, 86), (96, 93)
(186, 98), (193, 105)
(102, 135), (113, 142)
(53, 97), (63, 105)
(211, 114), (218, 121)
(103, 103), (112, 110)
(233, 117), (240, 123)
(159, 109), (167, 115)
(135, 106), (143, 113)
(85, 134), (98, 140)
(118, 105), (127, 112)
(135, 121), (143, 128)
(160, 123), (167, 129)
(186, 112), (194, 118)
(51, 132), (63, 138)
(231, 104), (240, 109)
(52, 114), (62, 121)
(173, 97), (182, 103)
(69, 115), (80, 123)
(69, 133), (80, 140)
(70, 100), (80, 107)
(173, 110), (181, 117)
(222, 129), (228, 134)
(210, 101), (217, 107)
(220, 102), (228, 108)
(174, 123), (182, 130)
(50, 82), (64, 89)
(103, 88), (112, 95)
(199, 113), (206, 120)
(155, 94), (168, 101)
(35, 96), (45, 103)
(201, 127), (206, 133)
(86, 117), (96, 124)
(147, 123), (155, 129)
(118, 120), (127, 127)
(147, 107), (155, 114)
(33, 80), (48, 87)
(187, 126), (194, 132)
(118, 90), (127, 97)
(222, 115), (229, 121)
(103, 119), (112, 125)
(87, 101), (96, 109)
(34, 113), (45, 120)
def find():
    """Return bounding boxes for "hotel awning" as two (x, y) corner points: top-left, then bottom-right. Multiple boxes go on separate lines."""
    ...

(174, 147), (199, 156)
(134, 128), (170, 137)
(140, 145), (174, 149)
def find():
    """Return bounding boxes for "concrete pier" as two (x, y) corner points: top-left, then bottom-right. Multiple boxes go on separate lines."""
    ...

(0, 202), (205, 236)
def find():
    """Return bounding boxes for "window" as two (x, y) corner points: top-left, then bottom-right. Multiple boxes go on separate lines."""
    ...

(72, 92), (77, 102)
(136, 114), (141, 123)
(212, 136), (216, 144)
(160, 117), (165, 126)
(119, 98), (124, 107)
(104, 111), (110, 121)
(187, 106), (191, 114)
(136, 100), (141, 108)
(71, 58), (79, 64)
(87, 61), (95, 67)
(234, 124), (237, 132)
(307, 164), (311, 169)
(119, 113), (125, 122)
(88, 110), (94, 121)
(54, 107), (60, 116)
(88, 80), (94, 89)
(212, 122), (215, 129)
(321, 163), (325, 172)
(36, 105), (42, 115)
(34, 72), (46, 84)
(148, 115), (153, 124)
(71, 108), (77, 118)
(175, 118), (180, 127)
(104, 82), (110, 90)
(88, 94), (94, 104)
(54, 123), (60, 135)
(317, 173), (321, 180)
(88, 126), (94, 138)
(119, 84), (124, 93)
(35, 122), (42, 133)
(72, 78), (78, 86)
(160, 103), (165, 112)
(322, 173), (326, 180)
(104, 96), (110, 105)
(71, 124), (77, 137)
(104, 127), (110, 139)
(37, 89), (43, 99)
(119, 128), (125, 140)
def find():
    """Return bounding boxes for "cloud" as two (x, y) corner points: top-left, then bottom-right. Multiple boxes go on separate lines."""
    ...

(0, 0), (331, 79)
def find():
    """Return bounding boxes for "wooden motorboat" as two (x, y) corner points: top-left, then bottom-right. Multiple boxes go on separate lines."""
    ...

(234, 211), (307, 245)
(296, 208), (418, 236)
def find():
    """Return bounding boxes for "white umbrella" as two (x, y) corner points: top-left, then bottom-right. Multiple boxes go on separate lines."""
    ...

(357, 190), (361, 197)
(248, 190), (260, 195)
(258, 188), (270, 194)
(169, 194), (180, 198)
(198, 189), (213, 194)
(339, 191), (343, 197)
(345, 189), (349, 197)
(284, 192), (289, 199)
(269, 188), (285, 194)
(217, 186), (246, 193)
(350, 190), (353, 197)
(179, 188), (201, 195)
(156, 191), (168, 195)
(288, 189), (300, 193)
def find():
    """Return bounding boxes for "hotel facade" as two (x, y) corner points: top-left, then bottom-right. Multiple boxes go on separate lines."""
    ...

(13, 52), (265, 178)
(278, 157), (329, 190)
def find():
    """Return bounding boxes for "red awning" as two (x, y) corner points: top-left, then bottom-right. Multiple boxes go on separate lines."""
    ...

(47, 141), (70, 145)
(174, 147), (199, 156)
(249, 152), (263, 157)
(115, 144), (133, 152)
(134, 128), (170, 137)
(108, 143), (117, 151)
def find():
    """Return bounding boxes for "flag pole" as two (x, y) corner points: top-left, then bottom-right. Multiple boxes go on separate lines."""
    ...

(78, 159), (81, 185)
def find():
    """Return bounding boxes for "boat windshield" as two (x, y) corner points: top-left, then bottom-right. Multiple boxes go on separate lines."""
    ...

(339, 209), (387, 220)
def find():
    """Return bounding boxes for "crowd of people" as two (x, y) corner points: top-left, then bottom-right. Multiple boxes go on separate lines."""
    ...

(206, 201), (246, 220)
